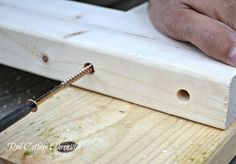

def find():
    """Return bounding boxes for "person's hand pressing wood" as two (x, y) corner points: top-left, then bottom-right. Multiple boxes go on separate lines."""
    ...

(148, 0), (236, 66)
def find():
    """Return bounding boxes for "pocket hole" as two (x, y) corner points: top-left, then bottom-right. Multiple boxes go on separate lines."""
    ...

(177, 89), (190, 102)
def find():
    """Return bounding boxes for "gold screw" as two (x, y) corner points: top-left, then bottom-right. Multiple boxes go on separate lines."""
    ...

(28, 63), (95, 112)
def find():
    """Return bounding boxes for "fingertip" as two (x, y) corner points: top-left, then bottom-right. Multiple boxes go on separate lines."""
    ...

(226, 46), (236, 67)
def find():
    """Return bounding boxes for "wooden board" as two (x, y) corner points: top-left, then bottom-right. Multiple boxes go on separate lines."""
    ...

(0, 86), (235, 164)
(127, 2), (148, 14)
(0, 0), (236, 129)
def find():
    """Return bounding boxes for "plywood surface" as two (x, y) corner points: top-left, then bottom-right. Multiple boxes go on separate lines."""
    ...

(0, 0), (236, 129)
(0, 86), (236, 164)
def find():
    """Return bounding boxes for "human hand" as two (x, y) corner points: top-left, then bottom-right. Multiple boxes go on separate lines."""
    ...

(148, 0), (236, 66)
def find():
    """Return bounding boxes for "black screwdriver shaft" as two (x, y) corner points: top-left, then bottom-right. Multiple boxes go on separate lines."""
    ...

(0, 63), (94, 132)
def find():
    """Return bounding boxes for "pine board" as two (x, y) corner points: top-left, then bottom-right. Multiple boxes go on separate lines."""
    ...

(0, 87), (235, 164)
(1, 0), (236, 129)
(0, 0), (236, 129)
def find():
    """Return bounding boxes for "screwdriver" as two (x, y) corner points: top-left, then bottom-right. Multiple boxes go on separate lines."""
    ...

(0, 63), (95, 132)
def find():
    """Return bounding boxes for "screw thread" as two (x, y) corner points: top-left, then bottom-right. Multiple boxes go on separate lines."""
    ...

(62, 64), (94, 86)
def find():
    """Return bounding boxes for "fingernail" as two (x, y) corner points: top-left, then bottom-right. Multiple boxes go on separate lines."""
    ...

(228, 47), (236, 66)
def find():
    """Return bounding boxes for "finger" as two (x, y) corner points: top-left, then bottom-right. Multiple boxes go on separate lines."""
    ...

(182, 0), (220, 19)
(149, 5), (236, 66)
(183, 0), (236, 30)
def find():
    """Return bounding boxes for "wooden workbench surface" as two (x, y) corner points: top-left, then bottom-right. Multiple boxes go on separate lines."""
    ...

(0, 86), (236, 164)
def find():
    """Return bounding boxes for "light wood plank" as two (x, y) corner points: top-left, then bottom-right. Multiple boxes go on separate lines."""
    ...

(0, 0), (236, 129)
(128, 2), (148, 14)
(0, 86), (235, 164)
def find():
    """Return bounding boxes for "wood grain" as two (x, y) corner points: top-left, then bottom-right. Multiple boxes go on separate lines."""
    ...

(0, 86), (235, 164)
(0, 0), (236, 129)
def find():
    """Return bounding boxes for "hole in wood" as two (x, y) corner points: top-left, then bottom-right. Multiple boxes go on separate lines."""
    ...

(41, 54), (49, 63)
(177, 89), (190, 102)
(57, 141), (77, 153)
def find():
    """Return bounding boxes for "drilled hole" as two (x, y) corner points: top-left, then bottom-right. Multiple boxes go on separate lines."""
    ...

(41, 54), (49, 63)
(177, 89), (190, 102)
(57, 141), (77, 153)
